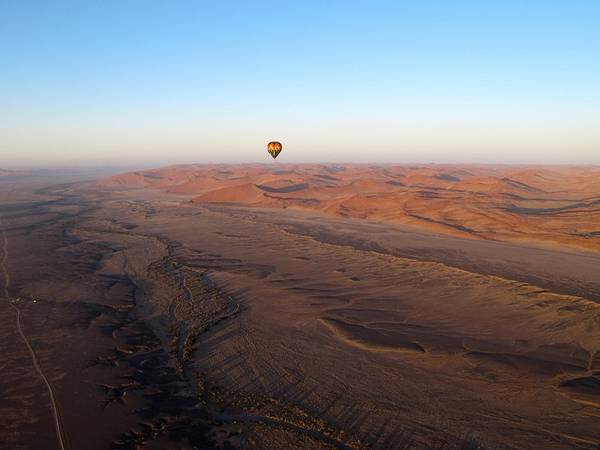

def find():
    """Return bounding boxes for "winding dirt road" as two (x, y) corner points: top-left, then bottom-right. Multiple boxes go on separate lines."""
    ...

(0, 214), (67, 450)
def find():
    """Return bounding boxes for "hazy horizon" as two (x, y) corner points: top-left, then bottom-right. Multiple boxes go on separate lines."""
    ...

(2, 1), (599, 167)
(3, 160), (600, 172)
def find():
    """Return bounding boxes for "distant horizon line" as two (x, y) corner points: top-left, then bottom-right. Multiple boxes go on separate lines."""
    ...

(2, 161), (600, 172)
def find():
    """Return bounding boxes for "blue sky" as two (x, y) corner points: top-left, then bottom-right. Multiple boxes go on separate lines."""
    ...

(1, 1), (599, 167)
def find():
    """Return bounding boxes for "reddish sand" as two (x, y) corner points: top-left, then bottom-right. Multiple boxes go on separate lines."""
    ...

(103, 164), (600, 251)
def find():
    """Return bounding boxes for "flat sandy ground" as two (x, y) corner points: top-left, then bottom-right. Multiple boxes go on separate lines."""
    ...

(1, 165), (599, 449)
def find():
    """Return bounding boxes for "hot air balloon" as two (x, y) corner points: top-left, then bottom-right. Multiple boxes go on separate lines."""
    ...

(267, 141), (282, 159)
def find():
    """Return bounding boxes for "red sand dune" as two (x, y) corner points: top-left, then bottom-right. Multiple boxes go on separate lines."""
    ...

(103, 164), (600, 251)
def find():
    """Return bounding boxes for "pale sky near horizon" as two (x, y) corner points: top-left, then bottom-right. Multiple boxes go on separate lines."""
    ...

(1, 1), (599, 168)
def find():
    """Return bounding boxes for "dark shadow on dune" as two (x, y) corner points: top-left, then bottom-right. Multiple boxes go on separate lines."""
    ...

(255, 183), (309, 193)
(435, 174), (460, 182)
(559, 375), (600, 394)
(406, 213), (478, 234)
(559, 376), (600, 406)
(138, 171), (162, 179)
(385, 180), (405, 186)
(419, 191), (440, 198)
(322, 317), (426, 353)
(506, 199), (600, 215)
(500, 177), (544, 193)
(312, 174), (339, 182)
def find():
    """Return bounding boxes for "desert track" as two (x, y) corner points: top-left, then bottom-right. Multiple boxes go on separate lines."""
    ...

(0, 214), (67, 450)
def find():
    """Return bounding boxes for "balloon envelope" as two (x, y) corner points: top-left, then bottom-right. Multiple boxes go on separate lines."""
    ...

(267, 141), (282, 159)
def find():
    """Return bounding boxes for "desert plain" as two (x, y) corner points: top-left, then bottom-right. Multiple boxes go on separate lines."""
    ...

(1, 164), (599, 449)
